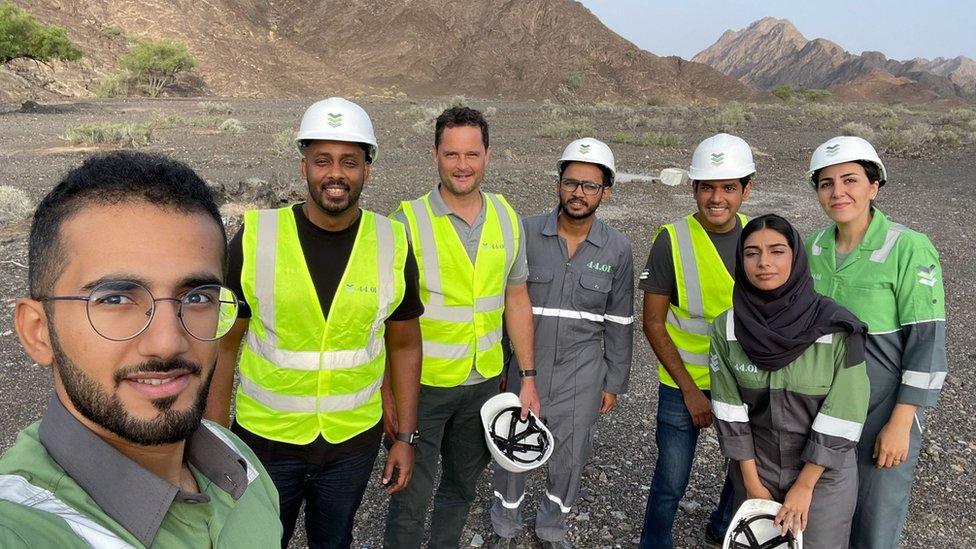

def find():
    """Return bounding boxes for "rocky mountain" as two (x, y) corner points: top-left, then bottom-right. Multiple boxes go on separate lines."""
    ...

(2, 0), (764, 104)
(693, 17), (975, 103)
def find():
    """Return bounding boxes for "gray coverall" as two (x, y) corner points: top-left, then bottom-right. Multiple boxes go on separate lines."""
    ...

(491, 208), (634, 542)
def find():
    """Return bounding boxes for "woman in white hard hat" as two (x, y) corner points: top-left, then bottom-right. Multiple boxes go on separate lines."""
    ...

(804, 136), (947, 549)
(710, 213), (869, 548)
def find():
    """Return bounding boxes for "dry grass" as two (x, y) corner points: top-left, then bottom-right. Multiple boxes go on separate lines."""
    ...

(62, 122), (152, 147)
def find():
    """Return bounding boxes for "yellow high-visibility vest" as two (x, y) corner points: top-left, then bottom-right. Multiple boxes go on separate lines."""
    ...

(397, 192), (519, 387)
(657, 213), (747, 390)
(236, 206), (407, 444)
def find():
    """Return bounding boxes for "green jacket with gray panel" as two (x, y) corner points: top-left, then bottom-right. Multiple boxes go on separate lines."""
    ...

(709, 309), (870, 470)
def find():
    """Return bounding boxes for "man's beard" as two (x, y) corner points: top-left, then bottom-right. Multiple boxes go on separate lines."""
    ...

(49, 327), (214, 446)
(559, 196), (599, 220)
(308, 177), (363, 215)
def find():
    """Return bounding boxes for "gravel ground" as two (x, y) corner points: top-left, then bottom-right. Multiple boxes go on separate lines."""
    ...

(0, 98), (973, 548)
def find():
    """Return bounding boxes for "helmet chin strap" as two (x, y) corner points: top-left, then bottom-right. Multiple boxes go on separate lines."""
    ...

(729, 513), (797, 549)
(490, 407), (550, 464)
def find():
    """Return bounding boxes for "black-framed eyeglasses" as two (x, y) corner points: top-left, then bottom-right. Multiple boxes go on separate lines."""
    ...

(38, 281), (240, 342)
(559, 178), (605, 196)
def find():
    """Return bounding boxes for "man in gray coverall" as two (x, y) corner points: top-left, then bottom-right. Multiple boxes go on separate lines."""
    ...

(490, 138), (634, 549)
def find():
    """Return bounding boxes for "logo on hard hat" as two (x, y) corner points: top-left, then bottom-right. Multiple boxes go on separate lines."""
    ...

(578, 144), (591, 154)
(326, 113), (343, 128)
(710, 152), (725, 166)
(825, 144), (841, 156)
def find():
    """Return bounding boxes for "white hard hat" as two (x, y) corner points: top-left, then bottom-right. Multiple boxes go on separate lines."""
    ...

(295, 97), (378, 162)
(688, 133), (756, 181)
(808, 135), (887, 187)
(481, 392), (554, 473)
(559, 137), (616, 185)
(723, 499), (803, 549)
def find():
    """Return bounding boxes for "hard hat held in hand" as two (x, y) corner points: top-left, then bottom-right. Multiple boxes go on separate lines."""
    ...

(481, 392), (554, 473)
(688, 133), (756, 181)
(723, 499), (803, 549)
(559, 137), (616, 185)
(808, 135), (887, 187)
(295, 97), (378, 162)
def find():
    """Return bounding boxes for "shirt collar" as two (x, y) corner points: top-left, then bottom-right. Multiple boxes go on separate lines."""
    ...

(541, 206), (608, 247)
(38, 395), (251, 547)
(427, 183), (486, 219)
(821, 207), (891, 251)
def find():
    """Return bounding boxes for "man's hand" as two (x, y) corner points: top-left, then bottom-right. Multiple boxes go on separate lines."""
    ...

(745, 482), (774, 502)
(519, 378), (541, 419)
(874, 418), (912, 468)
(599, 391), (617, 414)
(775, 483), (814, 535)
(383, 442), (414, 494)
(682, 386), (712, 428)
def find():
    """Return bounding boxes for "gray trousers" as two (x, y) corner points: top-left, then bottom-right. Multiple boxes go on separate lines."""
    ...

(730, 434), (858, 549)
(850, 363), (926, 549)
(384, 378), (498, 549)
(490, 346), (604, 542)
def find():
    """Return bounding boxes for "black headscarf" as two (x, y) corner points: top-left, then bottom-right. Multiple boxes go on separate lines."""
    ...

(732, 214), (866, 371)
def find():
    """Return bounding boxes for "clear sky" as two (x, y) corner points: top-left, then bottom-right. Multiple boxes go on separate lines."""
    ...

(578, 0), (976, 62)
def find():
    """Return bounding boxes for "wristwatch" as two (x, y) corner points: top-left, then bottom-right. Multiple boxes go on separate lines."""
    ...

(395, 431), (420, 447)
(518, 369), (538, 378)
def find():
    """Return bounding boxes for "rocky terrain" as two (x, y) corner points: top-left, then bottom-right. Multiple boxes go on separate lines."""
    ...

(693, 17), (976, 104)
(1, 96), (975, 547)
(3, 0), (763, 104)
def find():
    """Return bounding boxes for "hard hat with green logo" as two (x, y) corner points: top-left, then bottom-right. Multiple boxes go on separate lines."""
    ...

(808, 135), (887, 187)
(295, 97), (378, 162)
(558, 137), (616, 185)
(688, 133), (756, 181)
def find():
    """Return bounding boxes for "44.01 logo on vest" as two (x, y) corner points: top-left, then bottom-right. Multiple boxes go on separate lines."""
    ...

(344, 283), (377, 293)
(587, 261), (612, 272)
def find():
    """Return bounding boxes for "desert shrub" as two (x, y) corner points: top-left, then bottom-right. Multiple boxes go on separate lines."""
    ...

(877, 116), (900, 131)
(398, 103), (439, 120)
(148, 113), (183, 129)
(840, 122), (876, 141)
(484, 106), (498, 117)
(218, 118), (245, 135)
(562, 69), (584, 91)
(802, 102), (846, 123)
(199, 100), (232, 115)
(62, 122), (152, 148)
(933, 129), (962, 148)
(268, 129), (296, 156)
(95, 71), (130, 97)
(0, 185), (32, 225)
(447, 95), (467, 108)
(187, 115), (221, 128)
(611, 131), (681, 147)
(542, 99), (569, 118)
(591, 101), (634, 117)
(798, 88), (832, 103)
(624, 114), (652, 130)
(119, 38), (196, 97)
(0, 2), (82, 63)
(538, 117), (593, 139)
(772, 86), (795, 101)
(865, 104), (897, 118)
(940, 108), (976, 132)
(702, 103), (755, 131)
(876, 123), (934, 157)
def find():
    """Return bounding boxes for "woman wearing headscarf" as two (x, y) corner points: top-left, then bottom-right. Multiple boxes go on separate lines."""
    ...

(709, 214), (869, 548)
(805, 136), (947, 549)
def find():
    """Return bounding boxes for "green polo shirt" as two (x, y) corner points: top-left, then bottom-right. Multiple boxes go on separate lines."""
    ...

(0, 396), (282, 548)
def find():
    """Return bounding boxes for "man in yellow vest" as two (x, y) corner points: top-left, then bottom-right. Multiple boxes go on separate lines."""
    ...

(637, 134), (755, 548)
(384, 106), (539, 548)
(205, 97), (423, 549)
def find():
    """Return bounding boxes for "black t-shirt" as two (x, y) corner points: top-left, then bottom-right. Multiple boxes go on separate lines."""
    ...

(638, 216), (741, 306)
(226, 203), (423, 464)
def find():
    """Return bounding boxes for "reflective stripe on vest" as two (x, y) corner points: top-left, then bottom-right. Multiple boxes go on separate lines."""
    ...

(0, 474), (134, 548)
(659, 213), (747, 390)
(236, 207), (404, 444)
(400, 192), (519, 386)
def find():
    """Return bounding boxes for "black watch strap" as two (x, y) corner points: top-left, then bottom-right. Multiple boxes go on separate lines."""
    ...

(395, 431), (420, 446)
(518, 369), (538, 378)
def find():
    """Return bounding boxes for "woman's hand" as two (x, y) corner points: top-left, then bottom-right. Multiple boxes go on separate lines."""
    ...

(775, 483), (814, 536)
(875, 404), (916, 468)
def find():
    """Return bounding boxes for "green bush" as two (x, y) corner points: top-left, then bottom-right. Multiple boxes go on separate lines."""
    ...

(933, 129), (961, 148)
(772, 86), (795, 101)
(0, 2), (82, 63)
(218, 118), (245, 135)
(562, 69), (584, 91)
(877, 116), (900, 131)
(538, 117), (593, 139)
(147, 113), (183, 129)
(798, 88), (832, 103)
(62, 122), (152, 148)
(199, 100), (232, 115)
(95, 71), (130, 97)
(119, 38), (196, 97)
(876, 123), (934, 157)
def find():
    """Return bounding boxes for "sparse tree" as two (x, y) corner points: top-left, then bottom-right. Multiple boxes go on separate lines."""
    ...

(119, 38), (196, 97)
(0, 2), (82, 64)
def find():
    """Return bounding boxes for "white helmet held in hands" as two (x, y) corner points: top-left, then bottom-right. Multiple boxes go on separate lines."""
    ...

(295, 97), (378, 162)
(688, 133), (756, 181)
(559, 137), (616, 186)
(481, 392), (554, 473)
(808, 135), (887, 187)
(723, 499), (803, 549)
